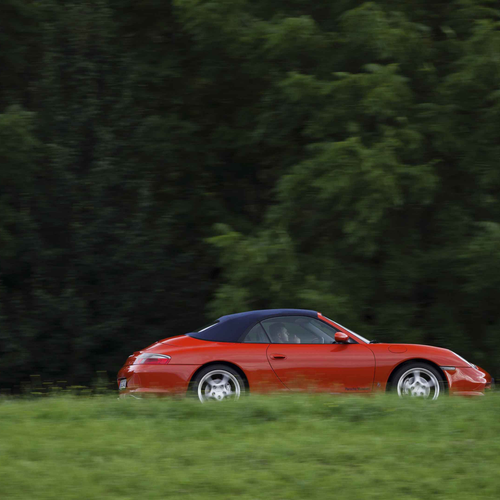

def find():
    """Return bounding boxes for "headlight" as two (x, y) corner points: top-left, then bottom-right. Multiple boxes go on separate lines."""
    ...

(450, 351), (477, 369)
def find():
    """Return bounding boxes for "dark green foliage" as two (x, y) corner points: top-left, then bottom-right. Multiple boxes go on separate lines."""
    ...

(0, 0), (499, 387)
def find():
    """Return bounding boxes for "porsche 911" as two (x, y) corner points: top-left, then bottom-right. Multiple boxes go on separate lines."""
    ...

(117, 309), (494, 401)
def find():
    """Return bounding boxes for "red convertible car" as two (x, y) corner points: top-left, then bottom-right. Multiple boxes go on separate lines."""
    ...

(117, 309), (493, 401)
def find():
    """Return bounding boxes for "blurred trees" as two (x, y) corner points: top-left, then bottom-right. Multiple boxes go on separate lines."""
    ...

(0, 0), (499, 387)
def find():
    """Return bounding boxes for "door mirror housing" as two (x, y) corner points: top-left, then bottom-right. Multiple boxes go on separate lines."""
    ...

(334, 332), (350, 344)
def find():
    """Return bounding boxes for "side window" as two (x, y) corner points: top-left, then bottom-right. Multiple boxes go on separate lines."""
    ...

(261, 316), (351, 344)
(242, 323), (270, 343)
(308, 318), (339, 339)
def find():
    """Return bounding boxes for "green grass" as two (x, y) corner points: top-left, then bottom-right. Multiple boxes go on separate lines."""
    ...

(1, 394), (499, 499)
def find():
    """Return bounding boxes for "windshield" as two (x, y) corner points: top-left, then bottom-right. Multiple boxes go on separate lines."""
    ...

(324, 316), (372, 344)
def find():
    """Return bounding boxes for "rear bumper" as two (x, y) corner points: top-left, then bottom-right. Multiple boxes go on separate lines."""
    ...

(117, 364), (197, 397)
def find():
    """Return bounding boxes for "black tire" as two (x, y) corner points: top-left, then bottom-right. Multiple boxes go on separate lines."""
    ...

(190, 364), (246, 403)
(390, 362), (446, 400)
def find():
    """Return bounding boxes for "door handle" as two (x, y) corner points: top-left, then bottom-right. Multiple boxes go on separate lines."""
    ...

(271, 354), (286, 360)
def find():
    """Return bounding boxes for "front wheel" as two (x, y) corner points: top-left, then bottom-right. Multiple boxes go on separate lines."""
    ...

(191, 364), (245, 403)
(391, 363), (445, 400)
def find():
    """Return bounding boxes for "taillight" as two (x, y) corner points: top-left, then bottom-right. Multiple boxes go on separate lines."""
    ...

(134, 353), (171, 365)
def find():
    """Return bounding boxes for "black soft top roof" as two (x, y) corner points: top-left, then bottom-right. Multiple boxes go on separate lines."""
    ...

(188, 309), (318, 343)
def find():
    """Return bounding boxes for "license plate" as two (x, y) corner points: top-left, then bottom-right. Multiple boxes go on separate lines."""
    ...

(119, 379), (127, 390)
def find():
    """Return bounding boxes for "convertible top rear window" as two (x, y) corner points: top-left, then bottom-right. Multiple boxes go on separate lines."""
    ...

(195, 321), (219, 333)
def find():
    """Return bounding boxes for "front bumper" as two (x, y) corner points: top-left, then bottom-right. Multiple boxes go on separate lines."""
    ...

(486, 377), (495, 391)
(443, 365), (494, 396)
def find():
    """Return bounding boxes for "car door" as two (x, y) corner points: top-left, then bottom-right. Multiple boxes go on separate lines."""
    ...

(263, 316), (375, 393)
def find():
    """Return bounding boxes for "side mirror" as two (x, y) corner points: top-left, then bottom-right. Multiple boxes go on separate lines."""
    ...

(334, 332), (350, 344)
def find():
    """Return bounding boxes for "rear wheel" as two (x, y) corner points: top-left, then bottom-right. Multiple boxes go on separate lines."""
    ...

(191, 364), (245, 403)
(391, 362), (445, 400)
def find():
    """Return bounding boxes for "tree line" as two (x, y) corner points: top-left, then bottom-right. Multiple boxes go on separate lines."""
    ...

(1, 0), (499, 388)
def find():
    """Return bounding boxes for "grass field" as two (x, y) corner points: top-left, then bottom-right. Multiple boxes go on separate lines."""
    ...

(1, 393), (499, 499)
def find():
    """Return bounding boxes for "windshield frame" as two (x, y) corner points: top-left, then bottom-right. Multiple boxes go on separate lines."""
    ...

(320, 314), (372, 344)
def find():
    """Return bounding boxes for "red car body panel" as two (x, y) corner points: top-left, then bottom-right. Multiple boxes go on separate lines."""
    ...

(267, 344), (375, 392)
(120, 337), (287, 396)
(365, 344), (492, 394)
(117, 310), (493, 398)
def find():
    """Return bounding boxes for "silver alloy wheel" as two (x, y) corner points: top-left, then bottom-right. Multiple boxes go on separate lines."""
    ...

(197, 369), (241, 403)
(397, 367), (441, 400)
